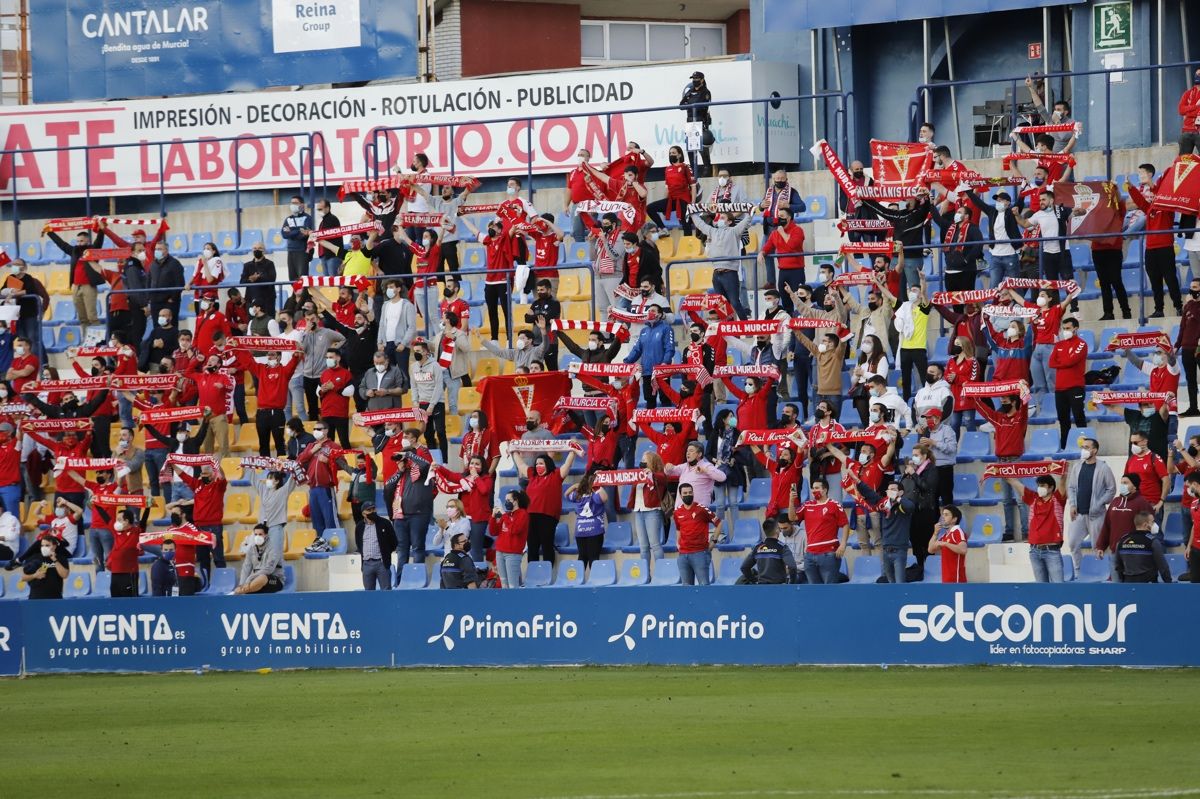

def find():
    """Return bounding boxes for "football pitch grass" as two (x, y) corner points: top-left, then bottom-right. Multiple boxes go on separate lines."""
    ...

(7, 666), (1200, 798)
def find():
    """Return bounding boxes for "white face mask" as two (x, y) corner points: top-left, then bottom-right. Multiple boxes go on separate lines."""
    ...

(55, 507), (66, 518)
(506, 186), (517, 196)
(907, 290), (919, 302)
(817, 343), (829, 354)
(911, 454), (923, 465)
(1130, 444), (1144, 456)
(858, 452), (871, 465)
(1037, 485), (1050, 498)
(1006, 327), (1020, 340)
(869, 411), (880, 424)
(268, 358), (281, 368)
(1080, 448), (1093, 460)
(1152, 354), (1165, 366)
(325, 358), (336, 368)
(386, 288), (397, 299)
(995, 201), (1009, 211)
(861, 341), (873, 354)
(469, 418), (479, 430)
(587, 340), (599, 351)
(718, 176), (729, 187)
(422, 238), (431, 248)
(41, 544), (53, 558)
(176, 432), (188, 442)
(1061, 329), (1074, 339)
(200, 300), (211, 311)
(289, 203), (301, 213)
(1119, 483), (1131, 496)
(116, 440), (129, 451)
(745, 385), (757, 395)
(447, 507), (459, 519)
(954, 212), (966, 223)
(203, 248), (215, 258)
(158, 316), (170, 327)
(313, 429), (326, 440)
(1151, 522), (1160, 534)
(375, 364), (387, 373)
(401, 439), (413, 450)
(515, 339), (528, 350)
(1036, 295), (1049, 308)
(12, 346), (24, 357)
(114, 521), (128, 532)
(253, 533), (266, 547)
(887, 489), (901, 500)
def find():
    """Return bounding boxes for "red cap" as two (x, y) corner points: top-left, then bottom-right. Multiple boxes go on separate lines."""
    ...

(922, 408), (943, 420)
(132, 229), (147, 238)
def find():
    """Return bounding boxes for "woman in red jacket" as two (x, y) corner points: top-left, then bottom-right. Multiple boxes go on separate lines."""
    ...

(943, 335), (981, 434)
(512, 449), (577, 566)
(107, 505), (151, 597)
(646, 144), (697, 235)
(489, 489), (529, 588)
(726, 375), (774, 432)
(456, 456), (494, 562)
(460, 410), (500, 474)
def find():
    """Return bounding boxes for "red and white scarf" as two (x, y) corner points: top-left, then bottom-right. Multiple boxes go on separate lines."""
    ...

(549, 319), (631, 343)
(352, 408), (428, 427)
(983, 460), (1068, 479)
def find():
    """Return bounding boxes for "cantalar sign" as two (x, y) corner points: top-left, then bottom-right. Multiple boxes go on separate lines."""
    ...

(5, 585), (1198, 675)
(0, 60), (800, 200)
(29, 0), (416, 103)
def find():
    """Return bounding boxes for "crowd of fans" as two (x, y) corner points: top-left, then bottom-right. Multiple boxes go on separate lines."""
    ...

(5, 68), (1200, 597)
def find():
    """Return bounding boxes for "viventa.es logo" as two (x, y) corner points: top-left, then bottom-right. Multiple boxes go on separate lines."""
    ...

(427, 613), (578, 651)
(272, 0), (361, 54)
(608, 613), (766, 651)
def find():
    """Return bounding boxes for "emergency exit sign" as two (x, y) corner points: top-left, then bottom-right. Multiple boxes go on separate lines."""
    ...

(1028, 42), (1042, 60)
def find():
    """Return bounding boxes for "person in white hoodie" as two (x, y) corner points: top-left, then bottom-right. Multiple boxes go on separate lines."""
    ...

(912, 362), (953, 419)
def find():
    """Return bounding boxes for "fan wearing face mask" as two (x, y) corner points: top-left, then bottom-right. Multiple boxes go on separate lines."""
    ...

(971, 389), (1031, 542)
(106, 505), (152, 597)
(1124, 431), (1170, 516)
(297, 423), (349, 539)
(233, 524), (286, 595)
(1003, 473), (1067, 582)
(893, 273), (932, 402)
(22, 532), (70, 600)
(234, 345), (302, 457)
(931, 196), (984, 294)
(149, 411), (212, 520)
(982, 315), (1034, 387)
(1065, 439), (1117, 574)
(188, 242), (226, 314)
(459, 215), (517, 339)
(193, 290), (232, 354)
(689, 208), (754, 320)
(280, 195), (315, 281)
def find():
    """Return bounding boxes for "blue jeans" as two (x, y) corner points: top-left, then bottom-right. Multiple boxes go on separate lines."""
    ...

(989, 253), (1020, 290)
(268, 523), (286, 564)
(362, 559), (391, 590)
(287, 372), (306, 421)
(678, 550), (712, 585)
(394, 513), (430, 565)
(633, 510), (664, 563)
(712, 269), (748, 319)
(320, 255), (341, 277)
(997, 457), (1030, 539)
(0, 483), (19, 517)
(1029, 545), (1065, 582)
(1030, 343), (1054, 408)
(469, 520), (489, 562)
(144, 448), (168, 499)
(307, 486), (338, 536)
(498, 551), (523, 588)
(881, 546), (907, 583)
(117, 394), (135, 428)
(88, 528), (114, 571)
(803, 552), (840, 584)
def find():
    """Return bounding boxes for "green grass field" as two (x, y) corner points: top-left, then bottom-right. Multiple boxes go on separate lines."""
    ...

(8, 667), (1199, 798)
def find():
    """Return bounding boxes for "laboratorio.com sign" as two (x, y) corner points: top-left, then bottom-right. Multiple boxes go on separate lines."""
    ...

(0, 60), (800, 200)
(28, 0), (417, 103)
(4, 585), (1198, 676)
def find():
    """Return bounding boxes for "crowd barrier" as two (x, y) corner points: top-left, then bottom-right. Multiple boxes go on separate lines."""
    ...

(0, 584), (1196, 676)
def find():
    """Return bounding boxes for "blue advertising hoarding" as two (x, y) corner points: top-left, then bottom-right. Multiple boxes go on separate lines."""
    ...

(29, 0), (418, 103)
(5, 584), (1198, 676)
(761, 0), (1083, 30)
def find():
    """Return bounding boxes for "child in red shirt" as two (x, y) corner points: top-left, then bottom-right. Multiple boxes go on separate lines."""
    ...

(929, 504), (969, 583)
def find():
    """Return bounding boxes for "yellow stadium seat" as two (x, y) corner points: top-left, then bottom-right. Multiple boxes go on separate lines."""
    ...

(557, 273), (583, 301)
(232, 423), (258, 453)
(458, 387), (480, 412)
(225, 529), (254, 561)
(690, 267), (714, 292)
(285, 528), (317, 559)
(349, 424), (372, 448)
(445, 414), (463, 439)
(223, 493), (251, 526)
(745, 230), (760, 253)
(563, 302), (592, 321)
(669, 270), (690, 293)
(476, 357), (501, 378)
(337, 493), (352, 521)
(512, 303), (531, 325)
(674, 236), (703, 261)
(220, 457), (243, 479)
(656, 236), (674, 262)
(238, 495), (259, 525)
(47, 270), (69, 295)
(287, 491), (308, 522)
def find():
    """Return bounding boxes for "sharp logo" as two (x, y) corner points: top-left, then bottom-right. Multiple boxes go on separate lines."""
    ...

(219, 612), (354, 641)
(898, 592), (1138, 644)
(607, 613), (766, 650)
(426, 614), (578, 650)
(49, 613), (177, 642)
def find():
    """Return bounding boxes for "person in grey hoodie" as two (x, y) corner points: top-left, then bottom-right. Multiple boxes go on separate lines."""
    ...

(233, 524), (286, 594)
(481, 328), (546, 371)
(408, 338), (447, 462)
(689, 211), (755, 319)
(298, 308), (346, 420)
(250, 468), (293, 564)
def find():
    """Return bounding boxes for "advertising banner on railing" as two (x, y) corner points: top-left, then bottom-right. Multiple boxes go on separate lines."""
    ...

(29, 0), (418, 103)
(761, 0), (1082, 30)
(7, 584), (1198, 675)
(0, 60), (800, 200)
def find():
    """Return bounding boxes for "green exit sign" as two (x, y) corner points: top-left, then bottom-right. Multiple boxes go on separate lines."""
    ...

(1093, 1), (1132, 52)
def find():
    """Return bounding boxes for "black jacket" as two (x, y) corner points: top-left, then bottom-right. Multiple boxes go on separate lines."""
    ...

(932, 207), (985, 272)
(626, 242), (663, 291)
(440, 549), (480, 588)
(679, 83), (712, 124)
(965, 189), (1022, 242)
(863, 199), (933, 258)
(740, 537), (796, 584)
(146, 418), (210, 452)
(322, 311), (377, 376)
(1115, 531), (1172, 583)
(901, 466), (940, 512)
(47, 230), (105, 283)
(149, 255), (185, 304)
(383, 450), (434, 516)
(24, 390), (111, 421)
(355, 515), (398, 563)
(242, 255), (278, 311)
(139, 323), (180, 371)
(121, 259), (149, 311)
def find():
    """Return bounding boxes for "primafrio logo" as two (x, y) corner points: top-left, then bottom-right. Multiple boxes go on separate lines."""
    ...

(898, 592), (1137, 644)
(426, 613), (579, 652)
(607, 613), (766, 651)
(272, 0), (361, 54)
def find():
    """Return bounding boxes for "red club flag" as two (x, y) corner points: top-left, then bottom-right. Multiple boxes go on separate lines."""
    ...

(1054, 181), (1123, 240)
(869, 140), (932, 186)
(1151, 155), (1200, 215)
(478, 371), (572, 443)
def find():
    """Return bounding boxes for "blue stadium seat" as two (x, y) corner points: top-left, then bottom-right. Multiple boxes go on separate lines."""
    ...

(606, 521), (633, 553)
(649, 558), (681, 586)
(850, 555), (881, 583)
(168, 232), (190, 255)
(425, 528), (445, 559)
(1023, 429), (1063, 459)
(190, 233), (214, 254)
(1069, 242), (1092, 268)
(55, 325), (83, 353)
(554, 523), (570, 553)
(41, 325), (56, 353)
(5, 572), (29, 599)
(22, 239), (47, 265)
(551, 560), (585, 587)
(802, 195), (828, 220)
(1078, 555), (1110, 583)
(525, 560), (553, 587)
(1163, 512), (1185, 548)
(718, 518), (760, 552)
(618, 558), (650, 586)
(585, 559), (617, 586)
(952, 474), (978, 503)
(241, 229), (265, 252)
(266, 228), (286, 252)
(716, 556), (744, 585)
(50, 299), (77, 326)
(280, 565), (297, 592)
(92, 570), (112, 597)
(1166, 475), (1184, 504)
(461, 244), (485, 271)
(304, 528), (348, 559)
(206, 567), (236, 595)
(138, 571), (149, 596)
(662, 525), (678, 554)
(923, 556), (942, 583)
(1078, 329), (1109, 360)
(739, 477), (772, 510)
(397, 563), (427, 589)
(64, 572), (92, 598)
(970, 514), (1003, 547)
(216, 230), (239, 254)
(1166, 553), (1188, 581)
(69, 536), (90, 565)
(424, 565), (441, 589)
(1061, 554), (1075, 582)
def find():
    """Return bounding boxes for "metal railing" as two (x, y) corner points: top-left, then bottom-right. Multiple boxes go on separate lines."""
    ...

(908, 60), (1200, 180)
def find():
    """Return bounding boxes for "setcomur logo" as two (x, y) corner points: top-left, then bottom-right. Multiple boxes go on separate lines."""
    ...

(898, 592), (1137, 644)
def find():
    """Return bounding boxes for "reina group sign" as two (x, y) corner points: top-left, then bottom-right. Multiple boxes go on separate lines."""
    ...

(1, 585), (1196, 676)
(28, 0), (416, 103)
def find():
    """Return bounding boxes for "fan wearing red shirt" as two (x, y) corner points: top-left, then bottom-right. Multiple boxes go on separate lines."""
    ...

(436, 456), (495, 562)
(513, 449), (576, 565)
(317, 349), (354, 448)
(330, 286), (359, 330)
(751, 444), (801, 522)
(638, 420), (691, 469)
(189, 353), (235, 459)
(172, 332), (204, 375)
(461, 216), (515, 342)
(973, 390), (1031, 541)
(758, 208), (807, 303)
(787, 478), (849, 584)
(194, 298), (232, 354)
(489, 489), (530, 588)
(459, 410), (500, 474)
(1184, 473), (1200, 583)
(928, 505), (969, 583)
(0, 422), (20, 517)
(1048, 317), (1088, 450)
(672, 483), (722, 586)
(1125, 432), (1170, 512)
(106, 505), (151, 597)
(1008, 473), (1066, 582)
(1127, 181), (1183, 317)
(646, 145), (697, 234)
(582, 415), (621, 470)
(7, 337), (38, 394)
(829, 441), (890, 553)
(725, 375), (774, 432)
(943, 339), (980, 432)
(1124, 346), (1182, 400)
(173, 459), (228, 576)
(514, 215), (564, 292)
(235, 349), (301, 457)
(807, 407), (847, 480)
(439, 275), (471, 331)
